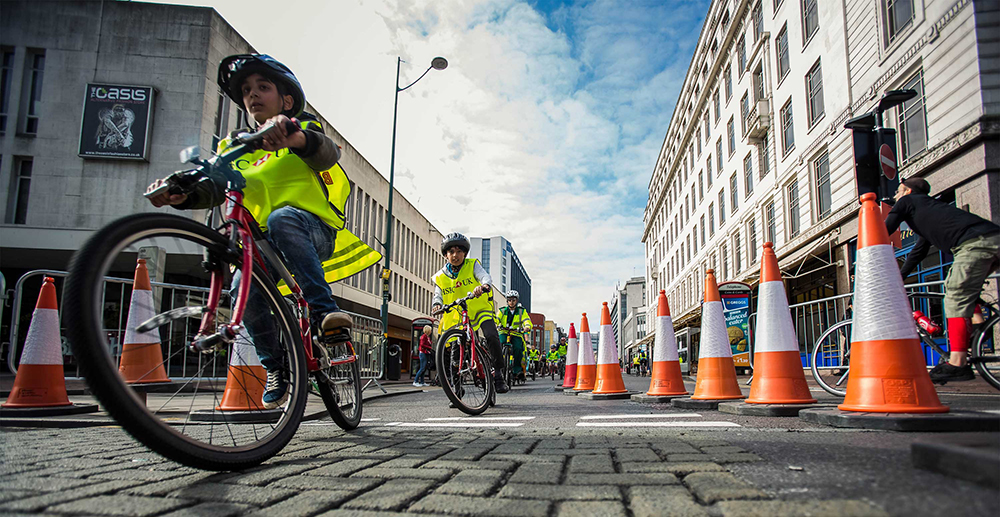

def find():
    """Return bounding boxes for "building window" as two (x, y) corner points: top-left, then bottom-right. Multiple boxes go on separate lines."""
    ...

(743, 153), (754, 198)
(740, 93), (750, 135)
(814, 151), (831, 218)
(752, 3), (764, 42)
(0, 49), (14, 134)
(23, 51), (45, 134)
(802, 0), (819, 43)
(885, 0), (914, 45)
(788, 180), (800, 237)
(719, 189), (727, 224)
(213, 90), (231, 144)
(482, 239), (491, 271)
(765, 201), (776, 244)
(780, 98), (795, 154)
(716, 139), (724, 173)
(698, 172), (704, 199)
(748, 218), (758, 263)
(713, 89), (721, 122)
(806, 60), (824, 127)
(704, 115), (710, 140)
(709, 203), (716, 236)
(737, 36), (747, 76)
(696, 127), (702, 155)
(898, 69), (926, 161)
(725, 64), (733, 101)
(734, 233), (743, 272)
(727, 117), (735, 155)
(7, 157), (32, 224)
(721, 243), (729, 280)
(700, 216), (706, 246)
(776, 25), (790, 80)
(730, 173), (740, 214)
(759, 132), (771, 177)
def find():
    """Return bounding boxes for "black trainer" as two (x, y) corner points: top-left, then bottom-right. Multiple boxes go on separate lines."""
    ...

(494, 372), (510, 394)
(929, 362), (975, 383)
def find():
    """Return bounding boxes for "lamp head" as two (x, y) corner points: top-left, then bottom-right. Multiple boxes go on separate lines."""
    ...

(876, 89), (918, 114)
(431, 57), (448, 70)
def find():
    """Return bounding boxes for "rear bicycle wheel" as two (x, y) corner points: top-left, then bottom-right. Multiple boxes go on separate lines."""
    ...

(64, 213), (307, 470)
(436, 328), (494, 415)
(973, 314), (1000, 390)
(314, 334), (363, 429)
(810, 320), (853, 397)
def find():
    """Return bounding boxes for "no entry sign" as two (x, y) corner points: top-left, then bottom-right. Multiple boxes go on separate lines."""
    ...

(879, 143), (896, 180)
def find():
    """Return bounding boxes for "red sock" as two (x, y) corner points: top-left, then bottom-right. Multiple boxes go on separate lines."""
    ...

(947, 317), (971, 354)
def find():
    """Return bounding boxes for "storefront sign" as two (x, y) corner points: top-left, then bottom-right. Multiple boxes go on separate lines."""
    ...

(719, 282), (752, 367)
(79, 84), (155, 160)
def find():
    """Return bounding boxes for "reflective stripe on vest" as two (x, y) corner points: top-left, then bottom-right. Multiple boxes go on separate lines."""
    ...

(433, 258), (494, 332)
(497, 306), (530, 337)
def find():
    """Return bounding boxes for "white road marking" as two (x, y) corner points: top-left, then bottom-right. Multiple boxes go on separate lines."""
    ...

(424, 416), (535, 421)
(577, 421), (741, 428)
(392, 422), (525, 428)
(579, 414), (701, 420)
(361, 418), (381, 421)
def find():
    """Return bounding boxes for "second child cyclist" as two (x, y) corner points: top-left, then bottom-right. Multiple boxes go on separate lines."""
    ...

(497, 290), (533, 382)
(432, 233), (510, 394)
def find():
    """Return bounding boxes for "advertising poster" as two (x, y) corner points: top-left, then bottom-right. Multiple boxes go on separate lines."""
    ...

(719, 282), (752, 367)
(79, 84), (155, 160)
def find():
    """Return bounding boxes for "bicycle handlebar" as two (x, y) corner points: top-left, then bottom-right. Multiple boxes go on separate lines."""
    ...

(431, 285), (492, 317)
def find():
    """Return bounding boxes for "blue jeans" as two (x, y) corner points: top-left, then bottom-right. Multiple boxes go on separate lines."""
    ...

(415, 352), (430, 384)
(231, 206), (340, 371)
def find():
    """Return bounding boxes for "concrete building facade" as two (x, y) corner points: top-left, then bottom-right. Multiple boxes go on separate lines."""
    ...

(608, 276), (647, 358)
(642, 0), (999, 352)
(468, 236), (532, 311)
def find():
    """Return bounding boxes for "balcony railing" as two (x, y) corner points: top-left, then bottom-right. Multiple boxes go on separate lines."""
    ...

(745, 98), (770, 141)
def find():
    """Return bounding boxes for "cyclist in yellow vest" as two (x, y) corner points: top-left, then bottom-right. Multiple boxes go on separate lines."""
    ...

(497, 290), (533, 381)
(431, 233), (509, 394)
(146, 54), (380, 409)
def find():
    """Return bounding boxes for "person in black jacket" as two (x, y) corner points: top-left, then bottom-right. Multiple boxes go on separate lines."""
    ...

(885, 178), (1000, 382)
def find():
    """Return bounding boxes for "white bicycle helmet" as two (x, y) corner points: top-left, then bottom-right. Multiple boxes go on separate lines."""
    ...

(507, 290), (519, 299)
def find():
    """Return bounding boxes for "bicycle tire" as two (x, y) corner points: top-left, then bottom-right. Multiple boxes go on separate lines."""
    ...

(64, 213), (307, 470)
(810, 319), (853, 397)
(973, 314), (1000, 390)
(315, 354), (363, 430)
(436, 328), (494, 415)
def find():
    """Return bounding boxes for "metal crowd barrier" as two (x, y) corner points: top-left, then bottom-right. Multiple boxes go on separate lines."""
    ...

(6, 270), (388, 389)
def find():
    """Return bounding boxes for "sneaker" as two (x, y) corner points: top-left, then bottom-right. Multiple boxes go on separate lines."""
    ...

(262, 369), (289, 409)
(929, 362), (975, 383)
(322, 311), (353, 331)
(494, 372), (510, 394)
(413, 381), (422, 387)
(420, 383), (431, 387)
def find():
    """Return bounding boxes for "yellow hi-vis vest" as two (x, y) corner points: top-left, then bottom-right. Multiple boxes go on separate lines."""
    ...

(496, 306), (532, 338)
(434, 258), (494, 332)
(218, 119), (381, 294)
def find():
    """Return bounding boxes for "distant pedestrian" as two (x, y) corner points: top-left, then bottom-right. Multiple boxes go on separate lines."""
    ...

(414, 325), (433, 387)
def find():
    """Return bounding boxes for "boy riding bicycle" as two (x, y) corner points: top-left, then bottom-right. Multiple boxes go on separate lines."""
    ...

(432, 233), (510, 394)
(497, 290), (532, 381)
(146, 54), (379, 408)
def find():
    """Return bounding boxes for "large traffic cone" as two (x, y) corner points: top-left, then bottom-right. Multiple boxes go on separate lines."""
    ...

(746, 243), (817, 405)
(571, 313), (596, 392)
(3, 278), (98, 416)
(119, 259), (170, 385)
(190, 328), (281, 422)
(646, 290), (688, 397)
(838, 193), (947, 413)
(561, 323), (579, 388)
(587, 302), (628, 397)
(690, 269), (744, 401)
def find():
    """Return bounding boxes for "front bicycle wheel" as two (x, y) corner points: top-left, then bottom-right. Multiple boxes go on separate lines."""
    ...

(973, 314), (1000, 390)
(810, 320), (853, 397)
(314, 334), (362, 429)
(64, 213), (307, 470)
(436, 328), (494, 415)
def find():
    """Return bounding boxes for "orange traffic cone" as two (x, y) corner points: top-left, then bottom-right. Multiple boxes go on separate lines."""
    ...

(691, 269), (744, 401)
(746, 243), (817, 405)
(217, 328), (268, 411)
(646, 290), (688, 397)
(838, 193), (947, 413)
(561, 323), (579, 388)
(571, 313), (596, 392)
(589, 302), (628, 396)
(4, 277), (71, 408)
(119, 259), (170, 385)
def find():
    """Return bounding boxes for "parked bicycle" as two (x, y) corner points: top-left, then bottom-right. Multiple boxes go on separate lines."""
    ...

(433, 290), (497, 415)
(64, 121), (362, 471)
(810, 291), (1000, 396)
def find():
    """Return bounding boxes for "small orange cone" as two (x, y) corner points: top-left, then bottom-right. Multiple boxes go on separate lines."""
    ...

(839, 193), (947, 413)
(746, 243), (817, 404)
(592, 302), (627, 394)
(3, 278), (72, 408)
(572, 313), (596, 391)
(646, 290), (688, 396)
(561, 323), (579, 388)
(217, 328), (268, 411)
(691, 270), (744, 400)
(119, 259), (170, 384)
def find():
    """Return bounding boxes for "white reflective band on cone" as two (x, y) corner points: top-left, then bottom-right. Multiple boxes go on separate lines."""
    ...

(567, 337), (578, 365)
(653, 315), (678, 362)
(755, 281), (799, 353)
(597, 325), (618, 365)
(123, 289), (161, 345)
(578, 332), (596, 365)
(699, 300), (732, 358)
(852, 244), (918, 343)
(20, 308), (63, 365)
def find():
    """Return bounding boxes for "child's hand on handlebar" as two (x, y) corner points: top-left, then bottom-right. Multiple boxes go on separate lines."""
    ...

(473, 284), (490, 297)
(260, 115), (306, 152)
(145, 178), (187, 207)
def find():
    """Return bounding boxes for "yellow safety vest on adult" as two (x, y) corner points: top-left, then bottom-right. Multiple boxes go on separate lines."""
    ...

(434, 258), (495, 332)
(496, 306), (532, 338)
(217, 119), (381, 293)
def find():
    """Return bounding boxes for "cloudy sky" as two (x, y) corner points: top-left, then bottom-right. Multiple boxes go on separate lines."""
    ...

(157, 0), (709, 328)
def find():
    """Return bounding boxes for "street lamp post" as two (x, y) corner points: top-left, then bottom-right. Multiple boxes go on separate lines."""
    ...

(380, 56), (448, 341)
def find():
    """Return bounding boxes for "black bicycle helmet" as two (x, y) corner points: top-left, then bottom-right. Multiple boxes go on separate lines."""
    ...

(441, 233), (471, 255)
(217, 54), (305, 118)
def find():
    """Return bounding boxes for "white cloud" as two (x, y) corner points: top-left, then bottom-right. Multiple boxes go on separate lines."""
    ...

(152, 0), (706, 329)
